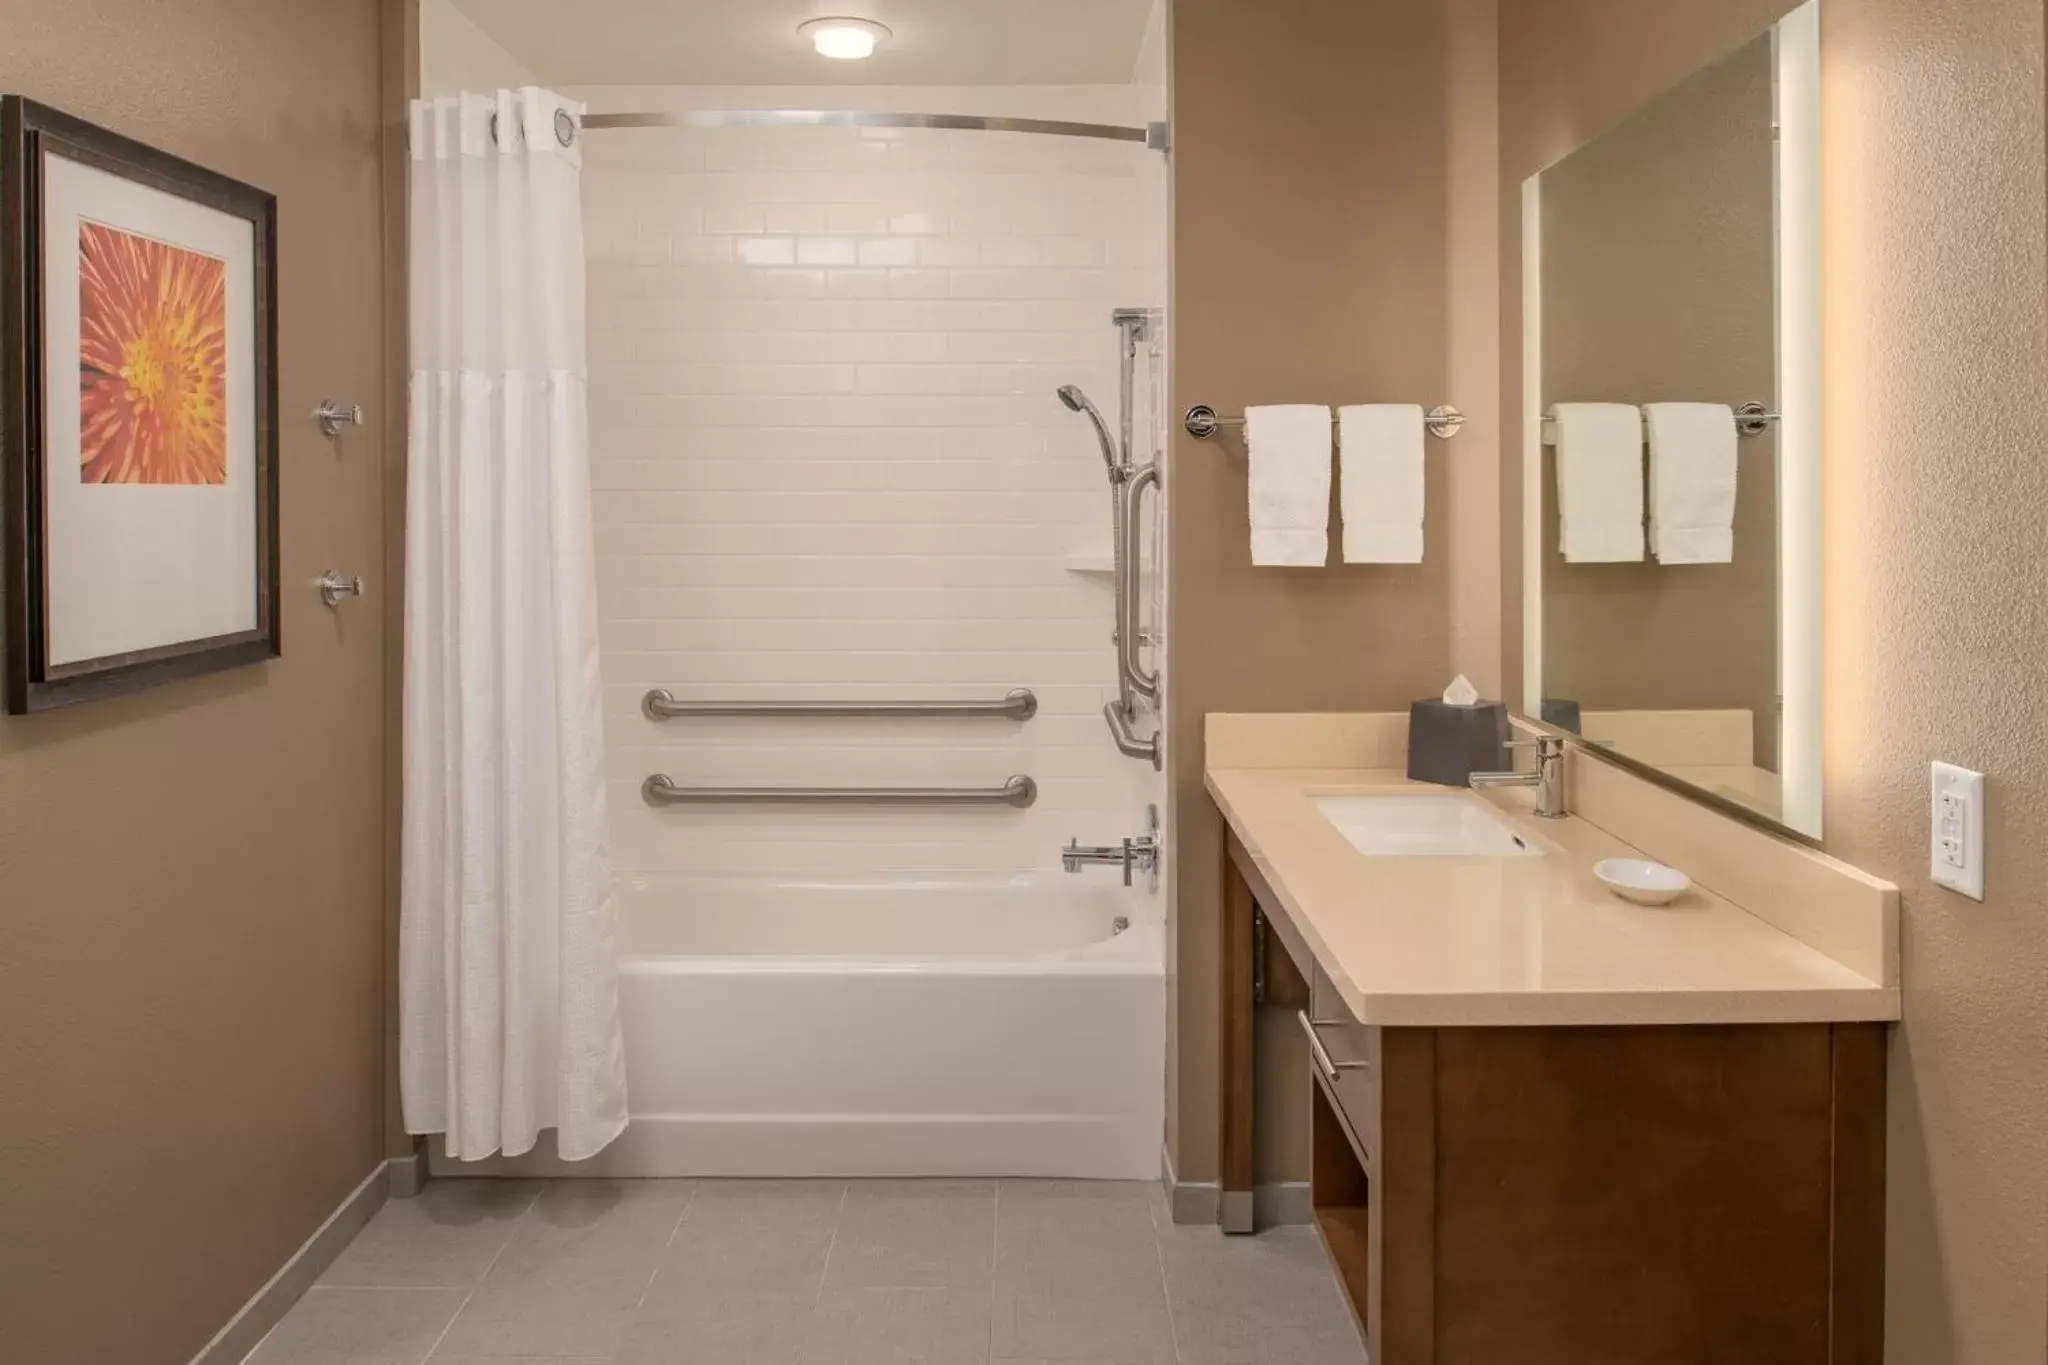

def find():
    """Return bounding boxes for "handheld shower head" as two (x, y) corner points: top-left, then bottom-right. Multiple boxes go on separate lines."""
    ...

(1057, 385), (1120, 479)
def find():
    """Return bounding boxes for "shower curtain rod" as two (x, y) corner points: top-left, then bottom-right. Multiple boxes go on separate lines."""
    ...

(580, 109), (1170, 151)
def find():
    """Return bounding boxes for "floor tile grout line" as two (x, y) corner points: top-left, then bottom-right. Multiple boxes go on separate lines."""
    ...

(1149, 1198), (1189, 1365)
(416, 1177), (549, 1365)
(630, 1180), (700, 1313)
(811, 1181), (853, 1308)
(985, 1181), (1001, 1364)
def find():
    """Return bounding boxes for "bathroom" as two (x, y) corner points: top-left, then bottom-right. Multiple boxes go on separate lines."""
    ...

(0, 1), (2041, 1363)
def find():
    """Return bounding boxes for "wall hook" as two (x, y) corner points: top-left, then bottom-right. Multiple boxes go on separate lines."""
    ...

(316, 571), (364, 607)
(314, 400), (364, 439)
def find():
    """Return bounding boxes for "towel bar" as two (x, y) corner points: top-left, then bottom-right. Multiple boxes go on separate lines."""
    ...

(1541, 400), (1779, 445)
(1184, 403), (1465, 442)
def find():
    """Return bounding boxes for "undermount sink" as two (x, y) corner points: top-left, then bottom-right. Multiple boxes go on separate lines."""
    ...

(1313, 794), (1544, 859)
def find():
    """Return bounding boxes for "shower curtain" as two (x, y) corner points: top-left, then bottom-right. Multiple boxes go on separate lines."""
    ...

(400, 88), (627, 1161)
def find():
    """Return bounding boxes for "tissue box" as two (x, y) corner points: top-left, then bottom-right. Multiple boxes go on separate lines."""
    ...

(1407, 699), (1509, 787)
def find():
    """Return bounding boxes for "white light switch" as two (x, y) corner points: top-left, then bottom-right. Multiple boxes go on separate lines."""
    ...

(1930, 761), (1985, 900)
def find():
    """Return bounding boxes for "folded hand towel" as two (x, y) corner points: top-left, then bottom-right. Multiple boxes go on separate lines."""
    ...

(1645, 402), (1738, 564)
(1338, 404), (1425, 563)
(1552, 403), (1644, 563)
(1245, 404), (1333, 566)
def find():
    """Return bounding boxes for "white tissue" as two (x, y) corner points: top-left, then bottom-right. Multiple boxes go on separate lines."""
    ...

(1441, 674), (1480, 707)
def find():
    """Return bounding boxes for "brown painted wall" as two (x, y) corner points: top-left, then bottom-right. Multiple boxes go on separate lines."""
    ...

(1491, 0), (2048, 1359)
(1537, 36), (1781, 770)
(0, 3), (391, 1363)
(1167, 0), (1455, 1184)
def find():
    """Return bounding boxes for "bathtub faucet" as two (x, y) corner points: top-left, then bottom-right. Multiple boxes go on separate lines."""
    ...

(1062, 807), (1161, 887)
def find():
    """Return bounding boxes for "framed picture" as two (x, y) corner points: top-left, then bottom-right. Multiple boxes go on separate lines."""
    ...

(2, 96), (278, 713)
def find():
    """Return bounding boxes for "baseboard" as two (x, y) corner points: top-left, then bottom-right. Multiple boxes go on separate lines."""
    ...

(387, 1144), (425, 1199)
(1159, 1145), (1311, 1227)
(185, 1157), (410, 1365)
(429, 1115), (1160, 1181)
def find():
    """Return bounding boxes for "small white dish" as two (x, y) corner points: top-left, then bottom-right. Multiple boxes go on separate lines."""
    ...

(1594, 858), (1691, 906)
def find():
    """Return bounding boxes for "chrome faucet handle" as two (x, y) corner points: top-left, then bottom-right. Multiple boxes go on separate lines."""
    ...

(1506, 735), (1565, 753)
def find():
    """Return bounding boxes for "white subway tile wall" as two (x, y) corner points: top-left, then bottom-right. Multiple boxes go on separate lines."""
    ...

(583, 93), (1167, 878)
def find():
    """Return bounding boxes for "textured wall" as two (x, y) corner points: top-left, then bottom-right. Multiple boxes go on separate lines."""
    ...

(1820, 0), (2048, 1357)
(0, 3), (391, 1364)
(573, 86), (1166, 883)
(1494, 0), (2048, 1358)
(1168, 0), (1454, 1184)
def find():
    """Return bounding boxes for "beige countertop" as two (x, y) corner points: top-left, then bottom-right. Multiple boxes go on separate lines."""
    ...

(1207, 764), (1900, 1027)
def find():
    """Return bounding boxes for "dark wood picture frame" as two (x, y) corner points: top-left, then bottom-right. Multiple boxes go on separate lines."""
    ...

(1, 96), (278, 713)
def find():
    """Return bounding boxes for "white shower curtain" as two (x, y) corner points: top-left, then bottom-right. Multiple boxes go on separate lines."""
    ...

(400, 88), (627, 1161)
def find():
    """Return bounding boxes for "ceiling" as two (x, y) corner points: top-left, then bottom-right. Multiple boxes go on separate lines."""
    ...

(455, 0), (1160, 87)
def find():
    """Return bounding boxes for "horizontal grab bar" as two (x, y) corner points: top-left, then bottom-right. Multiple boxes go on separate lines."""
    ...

(643, 689), (1037, 722)
(641, 774), (1038, 808)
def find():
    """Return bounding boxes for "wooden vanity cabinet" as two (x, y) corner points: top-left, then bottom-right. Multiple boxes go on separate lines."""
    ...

(1225, 831), (1887, 1365)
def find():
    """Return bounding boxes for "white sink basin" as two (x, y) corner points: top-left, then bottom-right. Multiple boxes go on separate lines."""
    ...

(1313, 794), (1543, 859)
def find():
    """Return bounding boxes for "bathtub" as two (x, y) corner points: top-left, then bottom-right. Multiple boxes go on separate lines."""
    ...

(436, 876), (1165, 1180)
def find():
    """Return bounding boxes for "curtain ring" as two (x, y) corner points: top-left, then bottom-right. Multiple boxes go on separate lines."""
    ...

(488, 107), (575, 147)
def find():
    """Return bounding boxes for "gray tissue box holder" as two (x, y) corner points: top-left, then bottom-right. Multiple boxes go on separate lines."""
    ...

(1407, 699), (1509, 787)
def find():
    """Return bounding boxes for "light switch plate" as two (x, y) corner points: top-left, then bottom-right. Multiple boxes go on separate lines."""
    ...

(1930, 761), (1985, 900)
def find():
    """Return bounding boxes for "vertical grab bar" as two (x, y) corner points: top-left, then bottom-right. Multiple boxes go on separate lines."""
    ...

(1119, 463), (1160, 704)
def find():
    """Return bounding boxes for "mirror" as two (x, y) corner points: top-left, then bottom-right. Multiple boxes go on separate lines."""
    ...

(1521, 1), (1822, 838)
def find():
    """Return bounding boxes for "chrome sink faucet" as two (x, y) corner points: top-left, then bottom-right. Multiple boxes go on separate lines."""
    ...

(1063, 806), (1161, 886)
(1470, 735), (1568, 819)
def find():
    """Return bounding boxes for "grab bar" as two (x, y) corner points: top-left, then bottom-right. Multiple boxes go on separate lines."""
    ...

(1119, 464), (1161, 703)
(643, 689), (1037, 722)
(1104, 701), (1161, 772)
(641, 773), (1038, 808)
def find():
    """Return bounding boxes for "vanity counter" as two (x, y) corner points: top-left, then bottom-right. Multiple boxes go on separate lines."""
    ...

(1210, 741), (1893, 1362)
(1206, 764), (1899, 1027)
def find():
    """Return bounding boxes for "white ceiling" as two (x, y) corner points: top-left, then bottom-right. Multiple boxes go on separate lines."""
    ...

(454, 0), (1160, 87)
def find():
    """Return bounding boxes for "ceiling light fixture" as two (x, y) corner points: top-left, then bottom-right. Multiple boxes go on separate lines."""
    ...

(798, 16), (890, 61)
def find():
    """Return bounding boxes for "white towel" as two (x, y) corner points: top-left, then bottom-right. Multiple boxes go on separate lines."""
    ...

(1245, 404), (1332, 566)
(1645, 403), (1738, 564)
(1338, 404), (1425, 563)
(1552, 403), (1644, 563)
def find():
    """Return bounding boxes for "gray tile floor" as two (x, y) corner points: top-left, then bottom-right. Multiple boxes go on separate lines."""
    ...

(247, 1178), (1367, 1365)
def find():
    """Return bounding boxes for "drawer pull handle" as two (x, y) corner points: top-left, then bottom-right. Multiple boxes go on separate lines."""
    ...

(1298, 1011), (1372, 1083)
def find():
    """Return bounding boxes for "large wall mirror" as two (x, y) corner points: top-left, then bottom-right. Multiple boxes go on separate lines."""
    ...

(1521, 1), (1823, 839)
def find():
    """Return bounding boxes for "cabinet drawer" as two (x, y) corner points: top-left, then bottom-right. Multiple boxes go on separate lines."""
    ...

(1305, 966), (1380, 1155)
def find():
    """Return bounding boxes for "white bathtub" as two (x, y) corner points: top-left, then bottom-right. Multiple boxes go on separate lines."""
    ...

(436, 876), (1165, 1180)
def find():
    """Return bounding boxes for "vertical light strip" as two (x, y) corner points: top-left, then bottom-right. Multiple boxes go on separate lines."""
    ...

(1775, 1), (1824, 837)
(1521, 174), (1545, 715)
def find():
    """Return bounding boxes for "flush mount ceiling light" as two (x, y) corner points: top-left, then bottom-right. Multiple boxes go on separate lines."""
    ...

(798, 16), (890, 60)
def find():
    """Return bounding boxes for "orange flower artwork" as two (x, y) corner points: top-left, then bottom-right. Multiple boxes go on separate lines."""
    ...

(76, 220), (228, 485)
